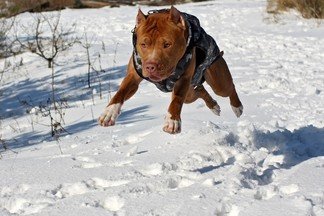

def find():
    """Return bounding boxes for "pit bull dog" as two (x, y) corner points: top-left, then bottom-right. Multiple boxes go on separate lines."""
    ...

(99, 6), (243, 134)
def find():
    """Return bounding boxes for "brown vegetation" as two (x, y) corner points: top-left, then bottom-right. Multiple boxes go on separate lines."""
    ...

(267, 0), (324, 19)
(0, 0), (77, 17)
(0, 1), (207, 17)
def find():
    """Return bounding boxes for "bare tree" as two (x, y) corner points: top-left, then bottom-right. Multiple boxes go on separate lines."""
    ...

(91, 43), (107, 100)
(0, 17), (15, 58)
(18, 12), (77, 68)
(19, 95), (70, 139)
(79, 33), (107, 99)
(0, 120), (8, 153)
(17, 12), (77, 104)
(15, 12), (77, 137)
(79, 31), (95, 88)
(0, 60), (10, 84)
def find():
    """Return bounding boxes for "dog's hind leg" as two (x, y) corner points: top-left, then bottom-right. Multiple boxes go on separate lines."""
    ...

(229, 87), (243, 117)
(205, 55), (243, 118)
(195, 86), (221, 116)
(185, 85), (221, 116)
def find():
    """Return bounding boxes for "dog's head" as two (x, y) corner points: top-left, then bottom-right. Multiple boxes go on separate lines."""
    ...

(135, 6), (188, 82)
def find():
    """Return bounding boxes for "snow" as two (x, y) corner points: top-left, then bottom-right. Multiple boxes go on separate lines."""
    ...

(1, 0), (324, 215)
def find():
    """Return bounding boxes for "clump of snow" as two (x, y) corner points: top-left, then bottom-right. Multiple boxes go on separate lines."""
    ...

(101, 196), (125, 212)
(3, 198), (29, 214)
(55, 182), (90, 198)
(87, 177), (129, 189)
(126, 145), (138, 157)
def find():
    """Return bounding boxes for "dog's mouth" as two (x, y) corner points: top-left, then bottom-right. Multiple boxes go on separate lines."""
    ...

(148, 74), (163, 82)
(146, 67), (175, 82)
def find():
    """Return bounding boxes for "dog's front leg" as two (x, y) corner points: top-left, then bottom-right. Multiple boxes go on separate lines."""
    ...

(99, 57), (142, 127)
(163, 49), (196, 134)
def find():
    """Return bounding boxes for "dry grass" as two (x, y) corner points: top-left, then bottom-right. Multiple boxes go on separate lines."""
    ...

(267, 0), (324, 19)
(80, 1), (111, 8)
(1, 0), (76, 17)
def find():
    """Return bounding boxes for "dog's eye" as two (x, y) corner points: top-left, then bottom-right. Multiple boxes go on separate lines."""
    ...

(140, 43), (147, 48)
(163, 42), (171, 48)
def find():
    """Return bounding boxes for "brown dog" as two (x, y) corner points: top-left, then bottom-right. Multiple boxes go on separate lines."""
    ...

(99, 6), (243, 134)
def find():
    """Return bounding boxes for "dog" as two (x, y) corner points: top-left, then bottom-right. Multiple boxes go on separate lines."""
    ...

(98, 6), (243, 134)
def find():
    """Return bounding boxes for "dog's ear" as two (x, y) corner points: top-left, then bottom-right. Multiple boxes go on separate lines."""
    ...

(136, 8), (146, 27)
(169, 6), (186, 29)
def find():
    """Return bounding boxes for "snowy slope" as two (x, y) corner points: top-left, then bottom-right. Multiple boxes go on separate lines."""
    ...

(1, 0), (324, 215)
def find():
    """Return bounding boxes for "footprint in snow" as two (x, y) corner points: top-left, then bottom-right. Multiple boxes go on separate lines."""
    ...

(101, 196), (125, 212)
(254, 185), (279, 200)
(126, 146), (138, 157)
(140, 162), (178, 177)
(72, 156), (103, 169)
(48, 177), (130, 202)
(166, 177), (195, 189)
(253, 184), (299, 201)
(0, 184), (54, 215)
(112, 131), (152, 147)
(82, 196), (125, 213)
(140, 163), (164, 176)
(2, 197), (52, 215)
(279, 184), (299, 195)
(86, 177), (130, 189)
(53, 182), (90, 199)
(214, 202), (240, 216)
(202, 178), (222, 187)
(110, 160), (133, 167)
(124, 130), (153, 145)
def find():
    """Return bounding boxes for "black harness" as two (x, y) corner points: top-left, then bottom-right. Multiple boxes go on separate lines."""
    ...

(132, 9), (221, 93)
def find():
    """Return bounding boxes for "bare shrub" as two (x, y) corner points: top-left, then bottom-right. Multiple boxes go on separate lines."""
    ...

(19, 97), (70, 139)
(0, 17), (15, 58)
(0, 60), (10, 84)
(79, 32), (108, 99)
(17, 12), (77, 68)
(16, 12), (77, 137)
(1, 0), (77, 17)
(267, 0), (324, 19)
(79, 32), (95, 88)
(92, 53), (104, 100)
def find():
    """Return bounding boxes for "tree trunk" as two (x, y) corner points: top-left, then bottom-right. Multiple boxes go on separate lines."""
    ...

(51, 63), (56, 110)
(48, 59), (52, 68)
(87, 47), (91, 88)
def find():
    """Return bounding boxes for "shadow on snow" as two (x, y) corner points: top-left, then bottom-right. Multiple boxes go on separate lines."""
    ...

(193, 125), (324, 186)
(118, 105), (154, 125)
(0, 65), (126, 120)
(232, 125), (324, 186)
(2, 105), (154, 151)
(249, 125), (324, 167)
(0, 64), (156, 151)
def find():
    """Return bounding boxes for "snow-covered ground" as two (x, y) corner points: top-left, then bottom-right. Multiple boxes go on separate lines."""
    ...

(1, 0), (324, 215)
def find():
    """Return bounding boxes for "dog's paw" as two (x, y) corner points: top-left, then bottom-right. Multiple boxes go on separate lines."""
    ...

(163, 113), (181, 134)
(98, 103), (122, 127)
(210, 104), (221, 116)
(231, 105), (243, 118)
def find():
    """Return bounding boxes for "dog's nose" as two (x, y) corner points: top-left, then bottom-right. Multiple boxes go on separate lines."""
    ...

(145, 63), (157, 74)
